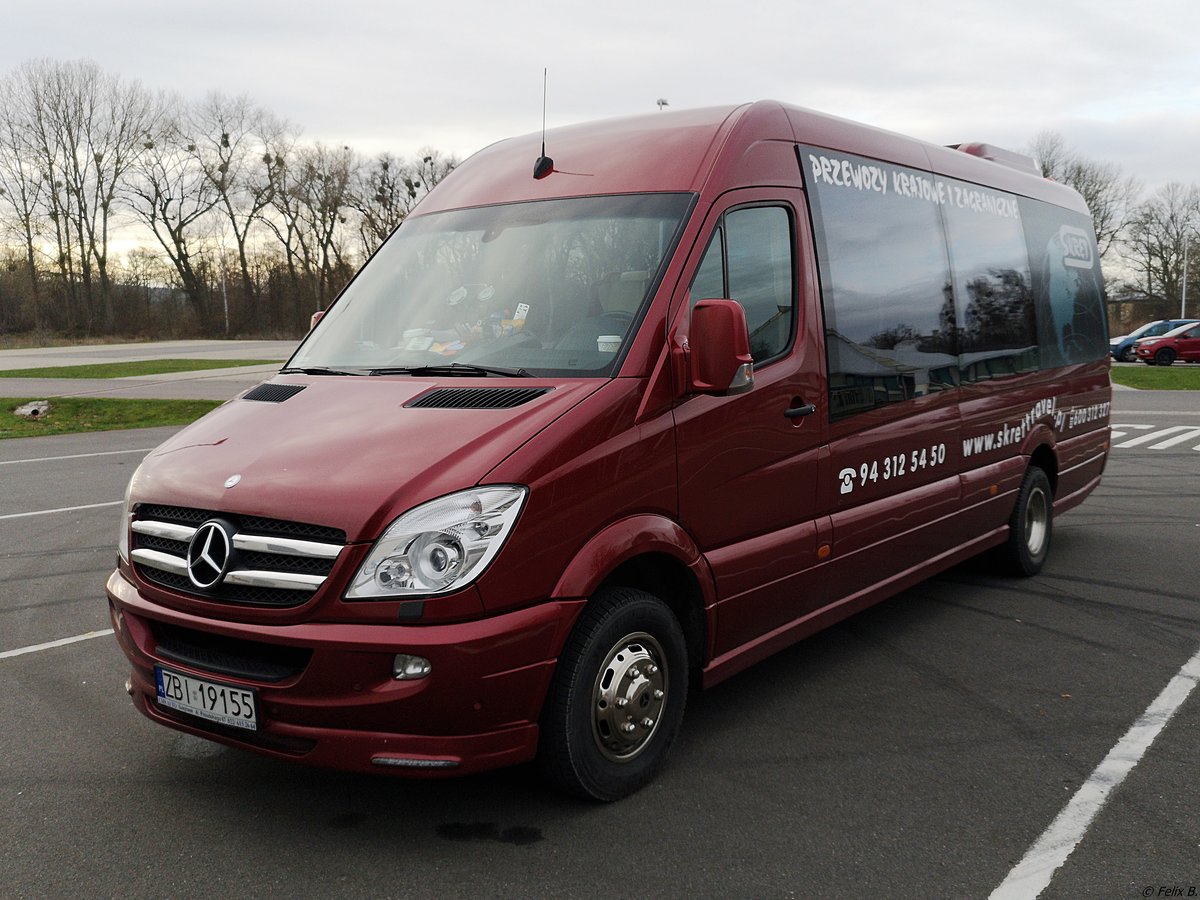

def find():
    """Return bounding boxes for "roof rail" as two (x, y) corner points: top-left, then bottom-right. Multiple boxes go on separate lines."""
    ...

(948, 142), (1041, 176)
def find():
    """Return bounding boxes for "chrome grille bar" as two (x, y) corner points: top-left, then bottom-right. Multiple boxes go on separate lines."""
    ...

(233, 534), (343, 559)
(131, 548), (189, 576)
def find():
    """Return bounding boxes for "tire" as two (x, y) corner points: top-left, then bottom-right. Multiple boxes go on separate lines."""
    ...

(1155, 348), (1176, 366)
(541, 586), (688, 801)
(1000, 466), (1053, 576)
(1119, 347), (1135, 362)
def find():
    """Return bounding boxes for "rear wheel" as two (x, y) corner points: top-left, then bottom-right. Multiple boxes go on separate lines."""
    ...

(541, 586), (688, 801)
(1155, 348), (1176, 366)
(999, 466), (1053, 576)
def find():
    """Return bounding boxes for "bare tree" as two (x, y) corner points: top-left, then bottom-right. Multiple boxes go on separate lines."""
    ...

(0, 56), (463, 339)
(1029, 131), (1141, 259)
(1118, 182), (1200, 317)
(190, 93), (287, 320)
(0, 78), (47, 328)
(125, 103), (222, 330)
(9, 59), (159, 333)
(353, 152), (407, 257)
(265, 141), (357, 312)
(352, 147), (459, 256)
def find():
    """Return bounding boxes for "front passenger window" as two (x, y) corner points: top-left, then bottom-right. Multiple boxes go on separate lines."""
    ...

(690, 206), (794, 363)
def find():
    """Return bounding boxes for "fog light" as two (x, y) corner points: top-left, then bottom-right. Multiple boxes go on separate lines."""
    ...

(392, 654), (432, 680)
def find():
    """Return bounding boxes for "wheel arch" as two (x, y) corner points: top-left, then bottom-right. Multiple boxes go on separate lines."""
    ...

(1019, 424), (1059, 497)
(551, 515), (715, 672)
(1028, 442), (1059, 496)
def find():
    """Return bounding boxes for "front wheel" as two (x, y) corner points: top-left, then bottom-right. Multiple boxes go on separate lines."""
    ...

(541, 586), (688, 801)
(1155, 348), (1176, 366)
(999, 466), (1053, 576)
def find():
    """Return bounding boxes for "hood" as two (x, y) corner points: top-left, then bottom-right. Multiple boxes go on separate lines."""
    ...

(134, 376), (602, 541)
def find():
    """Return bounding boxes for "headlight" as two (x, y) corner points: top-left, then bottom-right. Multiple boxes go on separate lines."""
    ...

(116, 468), (139, 563)
(346, 486), (527, 599)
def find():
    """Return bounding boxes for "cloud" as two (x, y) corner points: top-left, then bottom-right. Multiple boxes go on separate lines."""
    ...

(3, 0), (1198, 194)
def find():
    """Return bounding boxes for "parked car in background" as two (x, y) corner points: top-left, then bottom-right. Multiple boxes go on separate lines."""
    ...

(1134, 321), (1200, 365)
(1111, 319), (1199, 362)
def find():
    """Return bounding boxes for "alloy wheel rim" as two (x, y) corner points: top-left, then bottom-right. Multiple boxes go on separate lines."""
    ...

(1025, 487), (1049, 557)
(591, 632), (668, 763)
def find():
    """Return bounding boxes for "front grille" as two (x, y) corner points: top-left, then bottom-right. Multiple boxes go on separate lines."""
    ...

(130, 505), (346, 608)
(138, 505), (344, 543)
(152, 622), (311, 682)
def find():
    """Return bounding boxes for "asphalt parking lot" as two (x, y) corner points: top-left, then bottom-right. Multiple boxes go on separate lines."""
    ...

(2, 357), (1198, 899)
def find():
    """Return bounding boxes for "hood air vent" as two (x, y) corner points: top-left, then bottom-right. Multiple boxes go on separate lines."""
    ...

(244, 383), (307, 403)
(405, 387), (552, 410)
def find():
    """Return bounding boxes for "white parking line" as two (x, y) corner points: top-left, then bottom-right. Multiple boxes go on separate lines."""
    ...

(1147, 426), (1200, 450)
(1108, 424), (1154, 441)
(1115, 425), (1200, 449)
(0, 629), (114, 660)
(0, 500), (122, 521)
(990, 644), (1200, 899)
(0, 448), (152, 466)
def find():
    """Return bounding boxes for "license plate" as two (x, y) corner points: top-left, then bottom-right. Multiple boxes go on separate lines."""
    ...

(155, 666), (258, 731)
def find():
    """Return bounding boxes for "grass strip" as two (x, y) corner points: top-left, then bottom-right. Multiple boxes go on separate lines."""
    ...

(1, 397), (222, 439)
(0, 359), (279, 379)
(1111, 365), (1200, 390)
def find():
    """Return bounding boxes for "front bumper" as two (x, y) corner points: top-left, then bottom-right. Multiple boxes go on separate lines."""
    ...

(106, 569), (583, 776)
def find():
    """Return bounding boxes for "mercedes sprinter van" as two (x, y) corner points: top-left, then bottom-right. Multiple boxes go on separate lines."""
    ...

(108, 101), (1111, 799)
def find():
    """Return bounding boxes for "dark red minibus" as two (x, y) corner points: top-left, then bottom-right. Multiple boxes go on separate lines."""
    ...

(107, 101), (1111, 799)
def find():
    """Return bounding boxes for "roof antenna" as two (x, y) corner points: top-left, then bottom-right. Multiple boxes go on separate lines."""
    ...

(533, 68), (554, 179)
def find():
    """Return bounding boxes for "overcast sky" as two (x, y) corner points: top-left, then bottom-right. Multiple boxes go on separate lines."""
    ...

(4, 0), (1198, 195)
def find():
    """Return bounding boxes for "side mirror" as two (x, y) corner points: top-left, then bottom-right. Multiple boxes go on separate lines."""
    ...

(309, 310), (325, 330)
(688, 298), (754, 395)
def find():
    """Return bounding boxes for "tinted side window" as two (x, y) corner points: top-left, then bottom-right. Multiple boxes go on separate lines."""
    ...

(944, 185), (1037, 381)
(802, 145), (1108, 420)
(801, 149), (957, 419)
(690, 206), (794, 364)
(1019, 199), (1108, 365)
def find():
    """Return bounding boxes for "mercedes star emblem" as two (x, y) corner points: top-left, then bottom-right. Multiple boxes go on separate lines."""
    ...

(186, 521), (233, 590)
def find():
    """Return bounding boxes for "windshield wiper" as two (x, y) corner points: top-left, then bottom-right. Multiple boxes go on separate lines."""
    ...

(280, 366), (365, 376)
(369, 363), (532, 378)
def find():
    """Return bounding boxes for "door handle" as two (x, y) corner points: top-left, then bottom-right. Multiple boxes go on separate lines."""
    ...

(784, 403), (817, 419)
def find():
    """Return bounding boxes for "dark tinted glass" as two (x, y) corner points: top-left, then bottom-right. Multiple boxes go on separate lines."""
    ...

(1018, 199), (1108, 365)
(802, 145), (1107, 419)
(943, 185), (1037, 381)
(801, 148), (957, 419)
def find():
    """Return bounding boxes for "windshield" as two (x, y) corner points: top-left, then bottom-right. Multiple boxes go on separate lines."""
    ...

(290, 193), (694, 377)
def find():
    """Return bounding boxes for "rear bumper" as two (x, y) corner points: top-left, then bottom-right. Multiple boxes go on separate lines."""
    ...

(106, 569), (584, 776)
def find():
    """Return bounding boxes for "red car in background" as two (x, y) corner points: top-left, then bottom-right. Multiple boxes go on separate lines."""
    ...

(1134, 321), (1200, 365)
